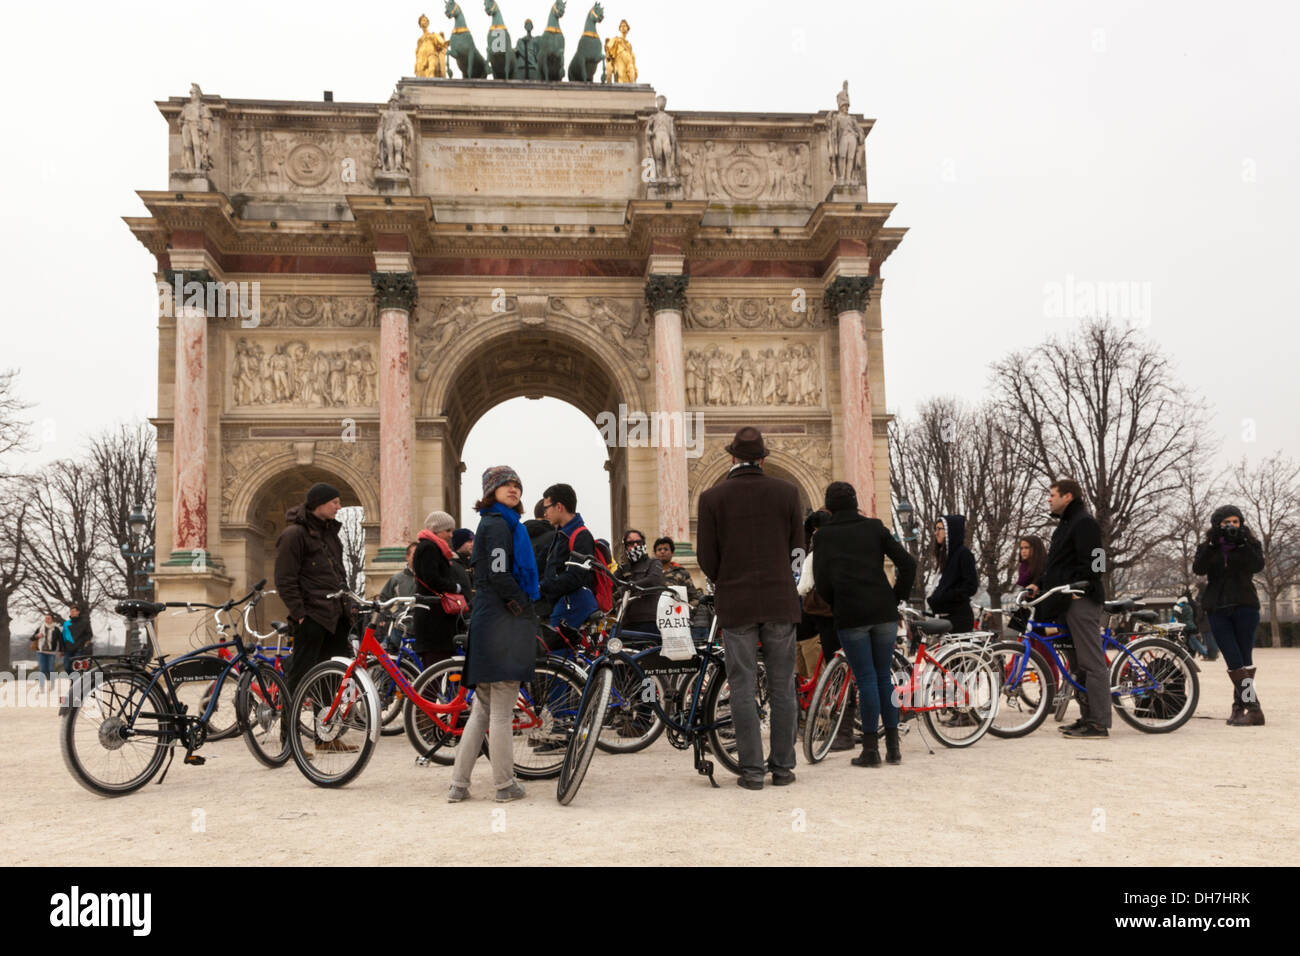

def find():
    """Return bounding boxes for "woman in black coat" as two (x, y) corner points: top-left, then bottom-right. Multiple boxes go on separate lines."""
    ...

(411, 510), (469, 669)
(448, 465), (541, 804)
(1192, 505), (1266, 726)
(926, 514), (978, 633)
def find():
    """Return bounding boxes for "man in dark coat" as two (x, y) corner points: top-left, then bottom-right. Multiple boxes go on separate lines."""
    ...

(926, 514), (979, 632)
(1029, 477), (1110, 738)
(61, 605), (94, 674)
(274, 482), (351, 695)
(697, 426), (804, 790)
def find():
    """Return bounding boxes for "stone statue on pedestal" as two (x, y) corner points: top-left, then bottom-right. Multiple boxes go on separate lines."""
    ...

(645, 95), (680, 188)
(827, 80), (865, 186)
(179, 84), (214, 172)
(377, 93), (414, 175)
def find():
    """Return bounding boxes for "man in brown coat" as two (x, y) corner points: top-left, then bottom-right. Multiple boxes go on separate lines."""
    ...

(697, 427), (804, 789)
(274, 482), (351, 694)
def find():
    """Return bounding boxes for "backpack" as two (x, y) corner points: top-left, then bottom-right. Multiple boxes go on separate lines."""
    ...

(568, 526), (614, 613)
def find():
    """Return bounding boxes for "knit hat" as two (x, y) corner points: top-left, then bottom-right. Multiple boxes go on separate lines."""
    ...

(1210, 505), (1245, 527)
(481, 465), (523, 497)
(423, 510), (455, 533)
(306, 482), (341, 510)
(824, 481), (858, 512)
(451, 528), (475, 550)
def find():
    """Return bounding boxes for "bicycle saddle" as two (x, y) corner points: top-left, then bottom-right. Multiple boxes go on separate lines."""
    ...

(919, 618), (952, 635)
(1131, 610), (1159, 623)
(272, 620), (291, 634)
(1104, 599), (1137, 613)
(114, 600), (167, 619)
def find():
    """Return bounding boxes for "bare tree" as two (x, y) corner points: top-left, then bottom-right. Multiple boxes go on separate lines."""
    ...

(1231, 452), (1300, 644)
(0, 368), (32, 470)
(19, 460), (105, 616)
(337, 506), (366, 593)
(0, 481), (31, 672)
(88, 423), (156, 603)
(992, 319), (1209, 596)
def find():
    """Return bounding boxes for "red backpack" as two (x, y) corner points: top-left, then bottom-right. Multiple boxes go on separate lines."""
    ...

(568, 526), (614, 613)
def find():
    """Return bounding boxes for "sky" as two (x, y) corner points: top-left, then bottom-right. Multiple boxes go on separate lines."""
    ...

(2, 0), (1298, 553)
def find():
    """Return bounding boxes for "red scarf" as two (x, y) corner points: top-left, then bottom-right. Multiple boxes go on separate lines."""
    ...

(417, 529), (455, 561)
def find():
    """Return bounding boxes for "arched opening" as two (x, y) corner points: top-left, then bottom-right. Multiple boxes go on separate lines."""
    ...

(458, 397), (615, 539)
(236, 465), (371, 625)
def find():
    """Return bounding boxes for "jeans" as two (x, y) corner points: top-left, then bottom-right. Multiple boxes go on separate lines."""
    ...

(36, 653), (55, 679)
(838, 622), (899, 734)
(1208, 606), (1259, 670)
(451, 680), (519, 791)
(720, 622), (797, 778)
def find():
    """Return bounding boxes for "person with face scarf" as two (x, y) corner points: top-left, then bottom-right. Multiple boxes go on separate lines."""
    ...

(926, 514), (979, 633)
(613, 528), (665, 637)
(1193, 505), (1267, 726)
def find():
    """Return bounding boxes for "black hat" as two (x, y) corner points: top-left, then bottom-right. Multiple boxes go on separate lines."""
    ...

(1210, 505), (1245, 527)
(824, 481), (858, 513)
(306, 482), (341, 510)
(725, 426), (769, 461)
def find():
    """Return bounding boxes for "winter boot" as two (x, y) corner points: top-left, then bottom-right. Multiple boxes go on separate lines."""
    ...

(829, 696), (858, 752)
(851, 736), (882, 767)
(1240, 666), (1265, 726)
(884, 726), (902, 765)
(1226, 668), (1247, 725)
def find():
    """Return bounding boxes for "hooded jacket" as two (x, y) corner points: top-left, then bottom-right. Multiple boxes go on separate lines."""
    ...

(1191, 509), (1265, 611)
(926, 514), (979, 630)
(274, 504), (348, 631)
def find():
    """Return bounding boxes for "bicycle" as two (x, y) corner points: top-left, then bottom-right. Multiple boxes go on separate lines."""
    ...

(202, 599), (293, 741)
(60, 580), (292, 797)
(988, 582), (1201, 737)
(556, 558), (747, 805)
(803, 606), (1000, 762)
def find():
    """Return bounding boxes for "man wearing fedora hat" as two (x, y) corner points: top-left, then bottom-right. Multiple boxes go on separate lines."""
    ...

(697, 426), (805, 789)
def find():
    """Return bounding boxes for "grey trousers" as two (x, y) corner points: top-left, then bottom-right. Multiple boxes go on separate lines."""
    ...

(1065, 598), (1112, 728)
(721, 622), (798, 777)
(451, 681), (519, 791)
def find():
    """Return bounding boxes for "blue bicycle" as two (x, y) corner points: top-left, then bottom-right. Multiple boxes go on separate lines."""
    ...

(989, 581), (1200, 737)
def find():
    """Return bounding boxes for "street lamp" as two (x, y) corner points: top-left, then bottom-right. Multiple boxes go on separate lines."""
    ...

(120, 503), (155, 655)
(894, 498), (924, 605)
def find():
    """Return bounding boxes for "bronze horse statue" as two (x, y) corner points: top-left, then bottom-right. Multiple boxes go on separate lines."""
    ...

(537, 0), (567, 82)
(483, 0), (517, 79)
(444, 0), (488, 78)
(567, 3), (605, 82)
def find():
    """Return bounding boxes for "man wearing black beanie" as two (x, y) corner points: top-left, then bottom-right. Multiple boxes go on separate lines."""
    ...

(275, 482), (353, 729)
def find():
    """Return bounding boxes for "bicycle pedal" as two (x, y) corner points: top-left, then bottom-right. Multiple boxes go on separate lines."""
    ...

(183, 754), (206, 766)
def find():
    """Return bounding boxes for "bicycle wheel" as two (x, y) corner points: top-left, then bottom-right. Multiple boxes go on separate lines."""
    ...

(288, 660), (380, 787)
(236, 663), (291, 767)
(370, 657), (422, 737)
(172, 655), (240, 741)
(596, 658), (667, 754)
(922, 649), (999, 747)
(556, 663), (613, 805)
(61, 668), (174, 797)
(987, 642), (1054, 738)
(403, 657), (471, 765)
(803, 654), (853, 763)
(1111, 637), (1200, 733)
(513, 661), (588, 780)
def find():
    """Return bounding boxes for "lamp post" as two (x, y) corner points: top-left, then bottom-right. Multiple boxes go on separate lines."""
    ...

(120, 503), (154, 655)
(895, 498), (923, 605)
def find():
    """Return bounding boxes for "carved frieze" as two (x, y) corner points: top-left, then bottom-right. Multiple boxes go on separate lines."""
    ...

(684, 296), (826, 330)
(676, 140), (813, 203)
(230, 337), (378, 409)
(685, 341), (824, 408)
(230, 129), (378, 194)
(258, 294), (375, 328)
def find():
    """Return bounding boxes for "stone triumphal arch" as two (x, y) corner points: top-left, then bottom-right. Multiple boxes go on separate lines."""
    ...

(130, 72), (905, 650)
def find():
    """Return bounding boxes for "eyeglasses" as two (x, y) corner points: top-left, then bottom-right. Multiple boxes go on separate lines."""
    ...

(625, 539), (643, 547)
(543, 501), (558, 511)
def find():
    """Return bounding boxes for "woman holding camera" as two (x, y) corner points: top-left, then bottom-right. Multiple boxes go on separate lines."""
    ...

(1192, 505), (1266, 726)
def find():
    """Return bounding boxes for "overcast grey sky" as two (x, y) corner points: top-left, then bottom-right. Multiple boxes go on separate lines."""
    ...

(3, 0), (1297, 545)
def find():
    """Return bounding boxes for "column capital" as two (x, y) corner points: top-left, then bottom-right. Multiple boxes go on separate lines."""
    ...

(163, 267), (213, 289)
(371, 271), (418, 313)
(644, 273), (690, 314)
(823, 274), (875, 316)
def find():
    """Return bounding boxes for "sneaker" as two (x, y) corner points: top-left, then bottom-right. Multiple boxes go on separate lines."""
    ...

(1062, 721), (1108, 739)
(447, 785), (470, 803)
(736, 775), (764, 791)
(770, 768), (796, 786)
(495, 782), (526, 802)
(1058, 717), (1088, 734)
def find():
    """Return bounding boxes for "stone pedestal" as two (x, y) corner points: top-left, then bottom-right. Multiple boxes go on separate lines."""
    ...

(646, 273), (690, 548)
(373, 272), (417, 566)
(826, 182), (868, 203)
(648, 179), (684, 200)
(825, 275), (877, 515)
(152, 561), (234, 656)
(375, 171), (413, 196)
(170, 170), (214, 192)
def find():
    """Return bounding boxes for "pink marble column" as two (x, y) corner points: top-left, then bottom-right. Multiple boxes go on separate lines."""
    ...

(646, 274), (690, 545)
(172, 271), (209, 552)
(826, 276), (878, 516)
(373, 273), (417, 555)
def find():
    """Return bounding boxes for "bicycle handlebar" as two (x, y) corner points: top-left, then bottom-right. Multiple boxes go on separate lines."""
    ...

(564, 557), (685, 601)
(1013, 580), (1091, 608)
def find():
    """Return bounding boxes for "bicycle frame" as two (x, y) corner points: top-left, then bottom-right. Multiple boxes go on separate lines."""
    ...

(1001, 619), (1167, 699)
